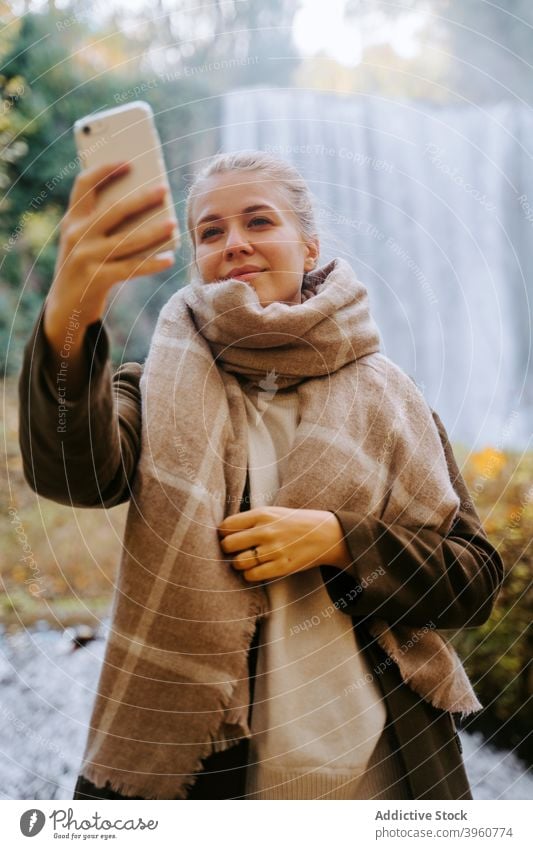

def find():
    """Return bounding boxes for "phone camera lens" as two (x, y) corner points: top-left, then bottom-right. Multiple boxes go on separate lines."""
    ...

(82, 125), (91, 135)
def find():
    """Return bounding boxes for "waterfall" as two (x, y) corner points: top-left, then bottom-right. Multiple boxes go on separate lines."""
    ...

(221, 87), (533, 449)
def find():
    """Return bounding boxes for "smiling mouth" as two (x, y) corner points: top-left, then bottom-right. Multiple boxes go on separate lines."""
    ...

(233, 270), (264, 280)
(224, 267), (267, 281)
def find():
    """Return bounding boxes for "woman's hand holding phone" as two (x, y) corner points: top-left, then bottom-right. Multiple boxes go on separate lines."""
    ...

(43, 160), (177, 398)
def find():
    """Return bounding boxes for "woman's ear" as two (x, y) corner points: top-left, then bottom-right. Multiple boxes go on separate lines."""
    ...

(304, 237), (320, 271)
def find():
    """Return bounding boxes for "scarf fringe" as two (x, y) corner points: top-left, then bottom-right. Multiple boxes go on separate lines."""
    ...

(80, 687), (248, 801)
(367, 620), (483, 718)
(80, 591), (268, 800)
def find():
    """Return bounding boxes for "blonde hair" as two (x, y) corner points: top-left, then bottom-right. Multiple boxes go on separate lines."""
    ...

(184, 150), (320, 280)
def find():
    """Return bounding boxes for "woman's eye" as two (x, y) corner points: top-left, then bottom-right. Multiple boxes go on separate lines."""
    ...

(249, 217), (272, 226)
(200, 226), (222, 240)
(200, 215), (272, 242)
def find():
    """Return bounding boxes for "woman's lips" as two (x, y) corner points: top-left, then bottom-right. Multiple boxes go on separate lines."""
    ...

(233, 271), (263, 280)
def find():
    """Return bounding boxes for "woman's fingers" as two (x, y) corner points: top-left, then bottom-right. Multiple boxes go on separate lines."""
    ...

(91, 184), (169, 236)
(220, 528), (264, 554)
(231, 549), (261, 570)
(68, 161), (130, 218)
(48, 163), (175, 331)
(67, 163), (172, 241)
(97, 250), (175, 286)
(99, 217), (177, 261)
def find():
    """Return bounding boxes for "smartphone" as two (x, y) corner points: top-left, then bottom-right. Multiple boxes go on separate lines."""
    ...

(73, 100), (180, 257)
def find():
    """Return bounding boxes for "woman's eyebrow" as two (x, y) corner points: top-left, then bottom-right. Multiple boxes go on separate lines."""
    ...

(196, 204), (277, 227)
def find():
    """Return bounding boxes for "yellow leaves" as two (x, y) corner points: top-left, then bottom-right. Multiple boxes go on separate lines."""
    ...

(19, 208), (61, 253)
(482, 518), (497, 535)
(11, 565), (26, 584)
(3, 73), (25, 99)
(468, 447), (507, 480)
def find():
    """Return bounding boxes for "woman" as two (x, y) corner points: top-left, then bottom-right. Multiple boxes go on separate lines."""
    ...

(18, 150), (503, 800)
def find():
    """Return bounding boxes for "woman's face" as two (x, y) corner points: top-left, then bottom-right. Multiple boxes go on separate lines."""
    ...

(191, 170), (319, 306)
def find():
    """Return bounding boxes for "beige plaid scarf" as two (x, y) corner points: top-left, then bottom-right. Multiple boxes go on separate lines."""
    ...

(80, 257), (481, 800)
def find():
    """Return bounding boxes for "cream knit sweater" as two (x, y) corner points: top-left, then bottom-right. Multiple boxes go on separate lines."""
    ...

(240, 385), (395, 800)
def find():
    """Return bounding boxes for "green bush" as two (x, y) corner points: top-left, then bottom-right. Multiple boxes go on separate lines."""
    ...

(451, 448), (532, 765)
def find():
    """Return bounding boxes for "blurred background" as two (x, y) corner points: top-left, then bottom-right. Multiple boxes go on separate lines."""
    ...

(1, 0), (531, 798)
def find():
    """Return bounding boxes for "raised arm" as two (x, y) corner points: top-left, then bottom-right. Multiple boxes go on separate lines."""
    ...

(18, 160), (177, 509)
(320, 411), (504, 630)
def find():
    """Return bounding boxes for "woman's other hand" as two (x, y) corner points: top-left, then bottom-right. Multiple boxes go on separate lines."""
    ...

(218, 506), (352, 581)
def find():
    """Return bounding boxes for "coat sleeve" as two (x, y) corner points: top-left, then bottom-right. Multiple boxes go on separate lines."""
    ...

(320, 411), (504, 630)
(18, 303), (142, 509)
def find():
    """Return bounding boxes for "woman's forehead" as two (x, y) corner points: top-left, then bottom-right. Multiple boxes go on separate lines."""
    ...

(191, 171), (288, 222)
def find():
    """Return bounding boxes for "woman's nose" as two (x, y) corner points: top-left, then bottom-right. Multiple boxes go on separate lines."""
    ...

(223, 225), (253, 257)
